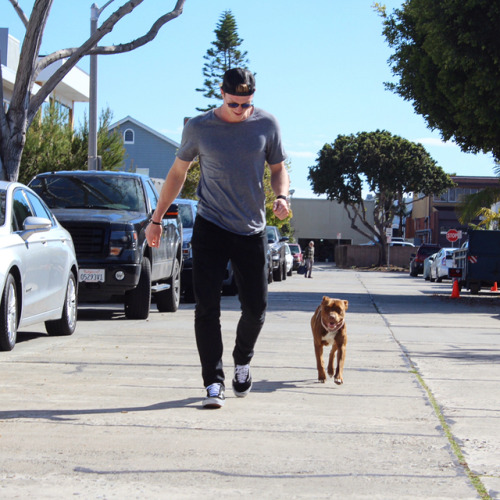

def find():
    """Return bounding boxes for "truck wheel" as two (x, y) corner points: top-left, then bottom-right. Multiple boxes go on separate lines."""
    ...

(0, 274), (18, 351)
(156, 258), (181, 313)
(470, 283), (480, 295)
(124, 257), (151, 319)
(45, 272), (77, 336)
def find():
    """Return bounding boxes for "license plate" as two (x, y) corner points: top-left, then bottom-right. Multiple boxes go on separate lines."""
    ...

(79, 269), (105, 283)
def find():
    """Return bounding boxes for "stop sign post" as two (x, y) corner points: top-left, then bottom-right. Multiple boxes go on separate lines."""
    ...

(446, 229), (460, 243)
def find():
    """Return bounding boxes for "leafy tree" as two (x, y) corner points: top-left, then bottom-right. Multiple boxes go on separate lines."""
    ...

(19, 105), (125, 185)
(1, 0), (186, 182)
(378, 0), (500, 160)
(19, 102), (74, 185)
(196, 10), (250, 111)
(308, 130), (454, 264)
(179, 159), (201, 200)
(68, 108), (125, 172)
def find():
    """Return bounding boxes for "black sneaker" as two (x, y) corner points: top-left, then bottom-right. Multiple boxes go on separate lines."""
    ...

(232, 364), (252, 397)
(203, 383), (225, 409)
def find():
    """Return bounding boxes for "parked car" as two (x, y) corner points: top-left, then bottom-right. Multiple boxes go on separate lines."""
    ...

(266, 245), (273, 284)
(175, 198), (237, 302)
(266, 225), (289, 281)
(430, 247), (456, 282)
(0, 182), (78, 351)
(422, 252), (438, 281)
(29, 171), (182, 319)
(288, 243), (303, 271)
(409, 243), (441, 276)
(390, 241), (415, 247)
(284, 243), (293, 276)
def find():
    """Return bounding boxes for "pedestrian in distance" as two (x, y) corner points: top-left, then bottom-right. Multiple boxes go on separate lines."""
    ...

(304, 240), (315, 278)
(145, 68), (290, 409)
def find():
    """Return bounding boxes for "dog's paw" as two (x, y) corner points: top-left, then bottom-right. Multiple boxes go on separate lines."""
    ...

(318, 377), (326, 383)
(334, 377), (343, 385)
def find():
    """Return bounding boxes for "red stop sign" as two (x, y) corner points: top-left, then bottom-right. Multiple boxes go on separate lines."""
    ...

(446, 229), (459, 242)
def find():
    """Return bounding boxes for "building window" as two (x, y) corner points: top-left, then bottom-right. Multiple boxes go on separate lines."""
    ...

(124, 129), (134, 144)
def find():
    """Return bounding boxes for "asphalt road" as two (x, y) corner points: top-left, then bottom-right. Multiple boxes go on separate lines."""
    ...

(0, 263), (498, 499)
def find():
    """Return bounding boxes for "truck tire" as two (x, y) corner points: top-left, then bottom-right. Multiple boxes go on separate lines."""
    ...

(124, 257), (151, 319)
(470, 282), (480, 295)
(156, 258), (181, 313)
(45, 272), (77, 336)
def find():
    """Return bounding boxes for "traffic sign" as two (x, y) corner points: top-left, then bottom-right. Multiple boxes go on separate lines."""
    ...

(446, 229), (460, 242)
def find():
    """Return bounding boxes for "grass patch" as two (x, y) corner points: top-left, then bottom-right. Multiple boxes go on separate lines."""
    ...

(412, 369), (491, 499)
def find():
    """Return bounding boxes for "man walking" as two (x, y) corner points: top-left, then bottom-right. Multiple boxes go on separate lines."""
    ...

(304, 241), (315, 278)
(146, 68), (289, 409)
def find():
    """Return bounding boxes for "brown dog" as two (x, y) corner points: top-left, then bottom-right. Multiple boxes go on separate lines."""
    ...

(311, 296), (348, 384)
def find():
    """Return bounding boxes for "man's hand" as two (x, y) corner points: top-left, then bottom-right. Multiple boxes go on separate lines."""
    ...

(146, 222), (163, 248)
(272, 198), (290, 220)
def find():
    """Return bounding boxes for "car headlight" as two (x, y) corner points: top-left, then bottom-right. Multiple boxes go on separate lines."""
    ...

(109, 230), (137, 256)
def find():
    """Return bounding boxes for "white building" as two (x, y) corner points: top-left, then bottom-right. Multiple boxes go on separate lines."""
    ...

(1, 28), (89, 126)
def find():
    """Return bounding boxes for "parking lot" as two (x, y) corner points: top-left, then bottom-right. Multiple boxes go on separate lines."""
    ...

(0, 264), (498, 499)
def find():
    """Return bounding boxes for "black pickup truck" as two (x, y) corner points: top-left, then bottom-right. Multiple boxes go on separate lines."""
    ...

(29, 170), (182, 319)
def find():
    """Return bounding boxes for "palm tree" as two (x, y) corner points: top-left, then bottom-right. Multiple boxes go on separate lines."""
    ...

(458, 163), (500, 229)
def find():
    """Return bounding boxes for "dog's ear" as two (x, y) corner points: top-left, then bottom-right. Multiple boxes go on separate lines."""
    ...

(343, 300), (349, 310)
(322, 295), (329, 303)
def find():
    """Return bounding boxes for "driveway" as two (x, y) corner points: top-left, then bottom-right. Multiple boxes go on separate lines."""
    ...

(0, 264), (497, 499)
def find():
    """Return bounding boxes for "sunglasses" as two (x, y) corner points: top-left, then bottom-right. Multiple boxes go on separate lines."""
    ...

(226, 102), (253, 109)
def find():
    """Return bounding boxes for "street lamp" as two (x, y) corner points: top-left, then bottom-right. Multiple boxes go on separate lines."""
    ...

(88, 1), (113, 170)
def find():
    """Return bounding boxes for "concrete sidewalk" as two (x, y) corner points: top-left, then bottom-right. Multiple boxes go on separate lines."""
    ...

(0, 264), (497, 498)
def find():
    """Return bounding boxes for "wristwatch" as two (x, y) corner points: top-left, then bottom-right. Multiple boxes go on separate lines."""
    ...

(276, 195), (288, 201)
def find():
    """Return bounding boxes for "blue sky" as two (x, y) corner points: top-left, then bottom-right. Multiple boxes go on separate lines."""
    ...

(4, 0), (497, 197)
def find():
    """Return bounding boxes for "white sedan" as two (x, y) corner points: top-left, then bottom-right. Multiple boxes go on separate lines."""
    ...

(0, 181), (78, 351)
(284, 243), (293, 277)
(430, 247), (456, 283)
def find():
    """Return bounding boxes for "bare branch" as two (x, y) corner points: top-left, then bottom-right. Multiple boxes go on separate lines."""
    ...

(10, 0), (53, 113)
(8, 0), (29, 28)
(29, 0), (186, 121)
(90, 0), (186, 55)
(36, 0), (185, 72)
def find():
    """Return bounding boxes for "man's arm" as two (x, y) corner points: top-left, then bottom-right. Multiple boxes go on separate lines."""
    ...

(269, 161), (290, 220)
(146, 157), (191, 247)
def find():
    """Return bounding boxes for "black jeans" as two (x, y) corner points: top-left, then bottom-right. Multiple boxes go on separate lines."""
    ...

(191, 216), (268, 388)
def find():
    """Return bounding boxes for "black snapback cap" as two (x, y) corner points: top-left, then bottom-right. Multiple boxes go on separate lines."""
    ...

(221, 68), (255, 96)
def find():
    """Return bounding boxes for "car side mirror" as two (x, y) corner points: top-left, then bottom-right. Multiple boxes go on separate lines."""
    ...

(21, 216), (51, 241)
(165, 203), (179, 219)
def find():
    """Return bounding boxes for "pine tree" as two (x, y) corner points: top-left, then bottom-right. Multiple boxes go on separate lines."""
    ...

(196, 10), (250, 111)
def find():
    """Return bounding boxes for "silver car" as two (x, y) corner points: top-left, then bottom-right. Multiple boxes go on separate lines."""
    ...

(0, 182), (78, 351)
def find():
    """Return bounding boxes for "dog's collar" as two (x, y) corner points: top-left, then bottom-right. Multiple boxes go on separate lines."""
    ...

(321, 317), (344, 333)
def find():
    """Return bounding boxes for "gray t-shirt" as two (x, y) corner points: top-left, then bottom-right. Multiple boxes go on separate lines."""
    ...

(177, 107), (287, 235)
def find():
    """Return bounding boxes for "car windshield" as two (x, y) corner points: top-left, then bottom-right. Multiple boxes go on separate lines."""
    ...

(30, 175), (146, 212)
(421, 247), (439, 256)
(0, 190), (5, 226)
(178, 204), (195, 228)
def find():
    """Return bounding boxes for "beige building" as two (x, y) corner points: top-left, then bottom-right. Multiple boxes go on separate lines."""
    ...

(290, 198), (375, 261)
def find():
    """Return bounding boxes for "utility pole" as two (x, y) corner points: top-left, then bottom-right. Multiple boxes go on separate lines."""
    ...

(88, 1), (113, 170)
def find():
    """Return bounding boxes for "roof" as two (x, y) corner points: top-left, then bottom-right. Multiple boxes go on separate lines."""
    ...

(110, 116), (180, 148)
